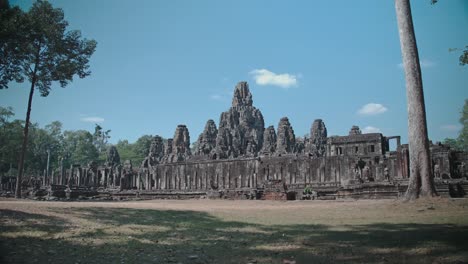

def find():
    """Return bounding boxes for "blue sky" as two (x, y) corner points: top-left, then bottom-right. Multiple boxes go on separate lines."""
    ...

(2, 0), (467, 145)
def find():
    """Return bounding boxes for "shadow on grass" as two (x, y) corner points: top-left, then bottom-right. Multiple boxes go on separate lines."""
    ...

(1, 207), (467, 264)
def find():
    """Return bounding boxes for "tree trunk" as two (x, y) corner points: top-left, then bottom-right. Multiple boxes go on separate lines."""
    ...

(395, 0), (437, 199)
(15, 78), (36, 198)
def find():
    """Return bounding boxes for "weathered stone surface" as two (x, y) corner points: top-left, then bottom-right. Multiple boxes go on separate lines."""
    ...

(15, 80), (468, 201)
(295, 137), (306, 154)
(214, 82), (264, 158)
(261, 126), (277, 155)
(349, 125), (362, 135)
(309, 119), (327, 157)
(165, 125), (191, 162)
(141, 136), (164, 167)
(121, 160), (133, 190)
(213, 126), (233, 159)
(106, 146), (120, 167)
(232, 81), (253, 107)
(164, 139), (173, 156)
(276, 117), (295, 155)
(123, 160), (133, 170)
(194, 119), (218, 158)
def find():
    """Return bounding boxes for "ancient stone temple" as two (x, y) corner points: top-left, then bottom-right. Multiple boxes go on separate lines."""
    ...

(308, 119), (327, 157)
(275, 117), (296, 155)
(166, 125), (191, 163)
(213, 82), (265, 159)
(194, 119), (218, 158)
(261, 126), (277, 155)
(106, 146), (121, 167)
(141, 136), (165, 167)
(15, 81), (468, 200)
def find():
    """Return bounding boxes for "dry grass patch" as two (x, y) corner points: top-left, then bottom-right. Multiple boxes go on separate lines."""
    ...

(0, 198), (467, 263)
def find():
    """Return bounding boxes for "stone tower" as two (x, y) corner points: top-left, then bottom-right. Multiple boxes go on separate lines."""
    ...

(275, 117), (296, 155)
(213, 82), (265, 159)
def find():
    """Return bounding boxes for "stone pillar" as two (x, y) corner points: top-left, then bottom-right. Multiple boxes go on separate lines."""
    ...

(145, 170), (150, 190)
(58, 164), (62, 185)
(104, 169), (109, 188)
(68, 166), (73, 186)
(137, 172), (141, 190)
(157, 174), (161, 189)
(227, 167), (230, 189)
(77, 168), (81, 186)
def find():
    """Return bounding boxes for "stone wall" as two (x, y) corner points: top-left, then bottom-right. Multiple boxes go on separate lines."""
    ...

(10, 81), (467, 201)
(139, 153), (406, 192)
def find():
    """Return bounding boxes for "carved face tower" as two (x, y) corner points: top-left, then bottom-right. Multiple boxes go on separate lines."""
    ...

(309, 119), (327, 157)
(214, 82), (265, 158)
(195, 119), (218, 156)
(232, 81), (253, 107)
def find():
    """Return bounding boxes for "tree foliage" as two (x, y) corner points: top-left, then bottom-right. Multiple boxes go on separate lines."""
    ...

(459, 100), (468, 150)
(0, 0), (25, 88)
(115, 135), (154, 165)
(0, 108), (62, 175)
(0, 107), (156, 176)
(0, 107), (23, 174)
(1, 0), (97, 92)
(0, 0), (97, 197)
(62, 130), (99, 166)
(460, 48), (468, 66)
(443, 100), (468, 152)
(93, 124), (111, 154)
(133, 135), (153, 159)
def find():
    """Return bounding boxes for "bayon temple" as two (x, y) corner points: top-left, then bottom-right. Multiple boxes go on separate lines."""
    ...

(3, 82), (467, 200)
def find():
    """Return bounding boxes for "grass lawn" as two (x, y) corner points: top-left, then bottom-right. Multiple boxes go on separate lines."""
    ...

(0, 198), (467, 263)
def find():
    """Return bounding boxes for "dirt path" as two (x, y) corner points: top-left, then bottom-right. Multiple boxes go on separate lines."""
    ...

(1, 197), (467, 225)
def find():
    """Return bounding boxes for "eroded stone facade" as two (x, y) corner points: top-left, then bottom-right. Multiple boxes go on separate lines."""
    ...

(8, 81), (467, 200)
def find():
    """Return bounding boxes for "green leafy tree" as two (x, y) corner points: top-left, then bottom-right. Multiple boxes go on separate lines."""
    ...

(44, 121), (64, 170)
(93, 124), (111, 153)
(459, 48), (468, 66)
(93, 124), (111, 165)
(26, 123), (51, 175)
(115, 135), (154, 165)
(459, 100), (468, 151)
(62, 130), (98, 167)
(0, 107), (22, 175)
(0, 114), (68, 178)
(115, 140), (137, 163)
(133, 135), (153, 159)
(442, 138), (459, 150)
(0, 106), (14, 124)
(0, 1), (97, 197)
(18, 121), (64, 178)
(442, 100), (468, 152)
(0, 0), (25, 88)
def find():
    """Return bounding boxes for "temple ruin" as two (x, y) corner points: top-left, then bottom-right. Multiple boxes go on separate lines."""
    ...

(2, 81), (467, 200)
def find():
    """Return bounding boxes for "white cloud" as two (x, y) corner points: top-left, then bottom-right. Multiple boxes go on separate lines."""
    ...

(440, 124), (461, 132)
(249, 69), (298, 88)
(80, 116), (104, 123)
(362, 126), (381, 134)
(210, 94), (224, 101)
(420, 59), (436, 68)
(357, 103), (388, 116)
(398, 59), (436, 69)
